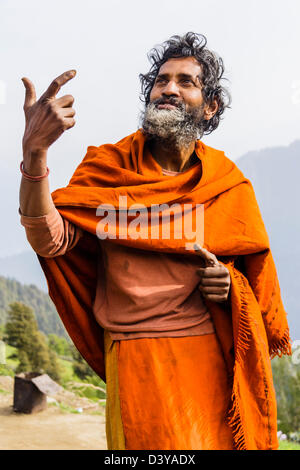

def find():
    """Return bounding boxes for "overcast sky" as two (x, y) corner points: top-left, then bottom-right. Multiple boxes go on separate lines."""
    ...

(0, 0), (300, 257)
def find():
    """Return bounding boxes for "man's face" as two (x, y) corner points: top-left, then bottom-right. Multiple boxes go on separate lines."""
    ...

(149, 56), (205, 113)
(141, 56), (216, 148)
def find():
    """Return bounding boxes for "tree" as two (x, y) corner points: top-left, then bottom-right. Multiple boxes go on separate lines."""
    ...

(5, 302), (62, 382)
(272, 355), (300, 434)
(0, 275), (67, 337)
(5, 302), (38, 352)
(16, 350), (31, 373)
(30, 331), (52, 373)
(47, 348), (62, 382)
(48, 333), (71, 357)
(70, 344), (97, 381)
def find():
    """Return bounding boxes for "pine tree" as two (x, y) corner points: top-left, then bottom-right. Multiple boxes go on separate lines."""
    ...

(29, 331), (51, 373)
(5, 302), (38, 352)
(16, 349), (31, 373)
(5, 302), (62, 382)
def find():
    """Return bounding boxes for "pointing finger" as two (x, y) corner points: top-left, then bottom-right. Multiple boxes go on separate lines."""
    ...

(40, 70), (76, 102)
(22, 77), (36, 110)
(194, 243), (219, 267)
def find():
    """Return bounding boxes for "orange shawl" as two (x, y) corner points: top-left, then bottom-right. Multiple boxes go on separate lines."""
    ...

(37, 129), (291, 450)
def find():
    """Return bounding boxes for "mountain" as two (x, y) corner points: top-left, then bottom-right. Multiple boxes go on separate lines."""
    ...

(0, 251), (47, 291)
(236, 140), (300, 340)
(0, 275), (68, 338)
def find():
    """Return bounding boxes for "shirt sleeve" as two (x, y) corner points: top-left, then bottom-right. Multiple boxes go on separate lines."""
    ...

(19, 205), (84, 258)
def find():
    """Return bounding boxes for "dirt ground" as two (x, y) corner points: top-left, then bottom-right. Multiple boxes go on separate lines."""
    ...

(0, 376), (107, 450)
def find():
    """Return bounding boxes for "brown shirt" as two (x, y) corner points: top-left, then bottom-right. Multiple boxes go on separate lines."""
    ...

(20, 168), (215, 339)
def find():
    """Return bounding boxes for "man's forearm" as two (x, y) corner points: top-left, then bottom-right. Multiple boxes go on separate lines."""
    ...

(19, 149), (54, 217)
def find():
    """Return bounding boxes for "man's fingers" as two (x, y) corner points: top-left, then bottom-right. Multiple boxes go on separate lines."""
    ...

(55, 94), (75, 108)
(194, 243), (219, 266)
(196, 266), (226, 277)
(199, 277), (228, 286)
(62, 117), (76, 130)
(201, 293), (227, 303)
(40, 70), (76, 102)
(61, 108), (76, 118)
(199, 285), (228, 294)
(22, 77), (37, 110)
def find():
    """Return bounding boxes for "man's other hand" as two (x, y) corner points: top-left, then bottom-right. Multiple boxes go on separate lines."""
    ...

(194, 244), (231, 303)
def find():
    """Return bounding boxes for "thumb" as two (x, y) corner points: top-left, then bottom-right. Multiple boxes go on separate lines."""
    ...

(193, 243), (219, 267)
(22, 77), (36, 110)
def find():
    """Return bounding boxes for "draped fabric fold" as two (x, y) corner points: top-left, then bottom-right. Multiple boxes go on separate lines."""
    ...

(37, 129), (291, 450)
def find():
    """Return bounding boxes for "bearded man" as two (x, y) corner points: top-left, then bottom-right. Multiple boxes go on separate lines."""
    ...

(19, 33), (291, 450)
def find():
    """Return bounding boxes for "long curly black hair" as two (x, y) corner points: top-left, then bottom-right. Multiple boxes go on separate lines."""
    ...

(139, 32), (231, 135)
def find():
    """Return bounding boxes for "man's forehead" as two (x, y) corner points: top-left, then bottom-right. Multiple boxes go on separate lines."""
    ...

(158, 57), (202, 77)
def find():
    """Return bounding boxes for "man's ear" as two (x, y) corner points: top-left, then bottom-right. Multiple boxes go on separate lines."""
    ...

(203, 99), (218, 121)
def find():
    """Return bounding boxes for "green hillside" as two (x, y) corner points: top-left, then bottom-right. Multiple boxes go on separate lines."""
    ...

(0, 276), (67, 338)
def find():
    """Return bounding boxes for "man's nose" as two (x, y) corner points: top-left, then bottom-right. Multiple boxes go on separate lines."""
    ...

(162, 80), (180, 97)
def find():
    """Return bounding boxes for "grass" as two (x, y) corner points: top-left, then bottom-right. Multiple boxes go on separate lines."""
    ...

(88, 409), (105, 416)
(279, 440), (300, 450)
(0, 364), (14, 377)
(48, 401), (82, 414)
(66, 381), (106, 402)
(57, 356), (78, 384)
(5, 344), (19, 369)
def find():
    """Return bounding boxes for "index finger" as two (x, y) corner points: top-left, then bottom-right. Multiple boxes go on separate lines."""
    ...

(194, 243), (219, 267)
(40, 69), (76, 101)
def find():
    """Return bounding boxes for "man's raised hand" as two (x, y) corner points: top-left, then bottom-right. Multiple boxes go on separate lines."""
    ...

(22, 70), (76, 154)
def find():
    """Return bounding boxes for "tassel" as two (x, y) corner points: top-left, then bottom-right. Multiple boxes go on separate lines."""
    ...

(226, 375), (247, 450)
(269, 328), (292, 359)
(231, 267), (253, 363)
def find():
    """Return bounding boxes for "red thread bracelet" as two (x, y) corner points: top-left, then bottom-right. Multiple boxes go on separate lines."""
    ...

(20, 161), (50, 181)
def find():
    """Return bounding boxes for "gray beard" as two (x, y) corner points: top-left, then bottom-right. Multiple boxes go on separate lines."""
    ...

(140, 101), (206, 150)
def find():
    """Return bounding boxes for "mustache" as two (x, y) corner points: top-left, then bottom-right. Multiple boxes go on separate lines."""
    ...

(151, 97), (185, 109)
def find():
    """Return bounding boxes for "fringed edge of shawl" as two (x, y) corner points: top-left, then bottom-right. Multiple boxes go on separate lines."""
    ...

(234, 274), (252, 363)
(226, 379), (247, 450)
(226, 267), (251, 450)
(269, 328), (292, 359)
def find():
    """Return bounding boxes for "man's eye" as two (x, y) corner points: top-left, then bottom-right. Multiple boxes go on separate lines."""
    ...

(181, 79), (193, 85)
(155, 78), (167, 84)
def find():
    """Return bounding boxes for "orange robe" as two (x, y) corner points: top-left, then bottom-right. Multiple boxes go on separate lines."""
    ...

(104, 330), (234, 450)
(37, 130), (291, 450)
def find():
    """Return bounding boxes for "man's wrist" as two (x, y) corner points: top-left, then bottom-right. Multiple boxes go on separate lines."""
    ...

(22, 149), (48, 176)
